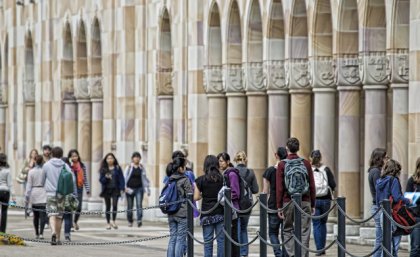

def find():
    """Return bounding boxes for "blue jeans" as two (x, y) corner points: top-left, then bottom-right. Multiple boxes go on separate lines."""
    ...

(167, 216), (187, 257)
(372, 205), (383, 257)
(238, 215), (250, 256)
(380, 211), (401, 257)
(202, 221), (224, 257)
(126, 188), (144, 223)
(268, 214), (287, 257)
(410, 217), (420, 257)
(312, 199), (331, 251)
(63, 212), (72, 237)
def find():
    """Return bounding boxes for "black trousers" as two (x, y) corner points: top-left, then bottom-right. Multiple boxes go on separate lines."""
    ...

(104, 196), (119, 223)
(32, 204), (47, 236)
(0, 190), (10, 233)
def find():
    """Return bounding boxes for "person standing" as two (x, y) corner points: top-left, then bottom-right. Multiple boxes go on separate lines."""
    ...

(42, 145), (52, 164)
(124, 152), (150, 227)
(276, 138), (316, 257)
(367, 148), (388, 257)
(194, 155), (224, 257)
(99, 153), (125, 230)
(263, 146), (288, 257)
(310, 150), (336, 256)
(233, 151), (259, 257)
(67, 149), (90, 230)
(0, 153), (15, 233)
(406, 157), (420, 257)
(25, 155), (47, 239)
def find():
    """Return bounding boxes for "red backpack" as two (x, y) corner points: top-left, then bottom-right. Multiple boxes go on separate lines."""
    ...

(388, 178), (416, 236)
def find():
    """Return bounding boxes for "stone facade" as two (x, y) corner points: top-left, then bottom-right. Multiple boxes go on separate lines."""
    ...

(0, 0), (417, 219)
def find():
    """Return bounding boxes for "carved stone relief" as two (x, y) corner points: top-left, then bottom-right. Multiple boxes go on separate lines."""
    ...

(287, 59), (310, 90)
(387, 51), (409, 84)
(265, 60), (286, 90)
(156, 68), (174, 96)
(203, 65), (224, 94)
(244, 62), (266, 92)
(359, 53), (389, 85)
(309, 57), (335, 88)
(334, 56), (362, 87)
(61, 79), (76, 100)
(89, 76), (103, 99)
(223, 64), (243, 93)
(74, 78), (90, 99)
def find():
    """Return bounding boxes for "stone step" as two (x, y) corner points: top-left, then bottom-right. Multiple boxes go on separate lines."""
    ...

(326, 235), (409, 251)
(333, 224), (360, 236)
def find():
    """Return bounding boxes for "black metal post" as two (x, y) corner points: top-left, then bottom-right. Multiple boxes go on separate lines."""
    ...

(382, 200), (392, 257)
(224, 188), (232, 257)
(293, 193), (302, 257)
(259, 193), (268, 257)
(337, 197), (346, 257)
(187, 193), (194, 257)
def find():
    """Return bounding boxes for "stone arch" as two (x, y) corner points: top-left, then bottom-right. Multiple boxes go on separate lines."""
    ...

(246, 0), (263, 63)
(226, 0), (242, 65)
(389, 0), (409, 51)
(312, 0), (332, 57)
(62, 22), (74, 100)
(24, 31), (35, 103)
(90, 17), (102, 98)
(289, 0), (308, 59)
(75, 20), (89, 99)
(266, 0), (285, 60)
(157, 7), (173, 95)
(335, 0), (359, 56)
(361, 0), (386, 52)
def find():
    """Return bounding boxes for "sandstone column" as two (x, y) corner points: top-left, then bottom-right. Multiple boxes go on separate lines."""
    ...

(0, 104), (5, 152)
(360, 53), (389, 218)
(266, 60), (289, 164)
(287, 60), (311, 158)
(224, 64), (246, 156)
(310, 58), (336, 170)
(158, 96), (174, 184)
(336, 56), (362, 217)
(204, 66), (226, 154)
(25, 103), (35, 151)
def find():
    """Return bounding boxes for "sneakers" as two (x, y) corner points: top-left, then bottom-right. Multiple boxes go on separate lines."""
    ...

(106, 224), (112, 230)
(74, 223), (80, 231)
(111, 222), (118, 229)
(39, 234), (44, 240)
(128, 222), (133, 227)
(137, 222), (142, 227)
(65, 236), (71, 242)
(51, 234), (57, 245)
(315, 251), (326, 256)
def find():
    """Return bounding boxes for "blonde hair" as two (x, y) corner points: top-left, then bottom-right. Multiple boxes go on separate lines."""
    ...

(234, 151), (247, 164)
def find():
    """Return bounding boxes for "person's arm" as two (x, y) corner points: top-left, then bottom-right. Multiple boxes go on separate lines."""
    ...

(82, 164), (91, 194)
(118, 167), (125, 192)
(306, 161), (316, 208)
(229, 173), (240, 201)
(193, 185), (202, 201)
(99, 170), (108, 185)
(7, 170), (15, 200)
(262, 178), (270, 194)
(141, 165), (151, 196)
(249, 170), (259, 194)
(406, 177), (414, 192)
(325, 167), (336, 191)
(392, 179), (411, 205)
(276, 163), (284, 209)
(25, 170), (33, 202)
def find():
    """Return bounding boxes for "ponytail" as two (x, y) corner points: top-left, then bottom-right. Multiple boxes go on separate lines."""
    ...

(166, 157), (187, 177)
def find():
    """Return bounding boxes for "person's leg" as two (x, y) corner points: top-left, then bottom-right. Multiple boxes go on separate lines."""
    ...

(312, 201), (322, 251)
(283, 203), (295, 257)
(136, 188), (144, 224)
(167, 217), (177, 257)
(215, 221), (224, 257)
(32, 205), (40, 236)
(371, 205), (383, 257)
(112, 196), (119, 222)
(392, 235), (402, 257)
(268, 214), (283, 257)
(175, 218), (188, 257)
(301, 202), (312, 257)
(231, 218), (240, 257)
(202, 224), (215, 257)
(126, 193), (134, 224)
(104, 197), (111, 224)
(39, 205), (46, 236)
(0, 191), (10, 233)
(238, 215), (250, 256)
(410, 217), (420, 257)
(74, 189), (83, 225)
(319, 200), (331, 251)
(63, 213), (72, 239)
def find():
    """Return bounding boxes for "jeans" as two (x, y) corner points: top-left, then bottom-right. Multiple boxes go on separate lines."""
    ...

(167, 216), (187, 257)
(372, 204), (383, 257)
(63, 212), (72, 237)
(32, 204), (47, 236)
(202, 221), (224, 257)
(380, 211), (401, 257)
(410, 217), (420, 257)
(268, 214), (287, 257)
(126, 187), (144, 223)
(238, 215), (250, 256)
(232, 218), (240, 257)
(312, 199), (331, 251)
(74, 188), (83, 224)
(0, 190), (10, 233)
(283, 201), (311, 257)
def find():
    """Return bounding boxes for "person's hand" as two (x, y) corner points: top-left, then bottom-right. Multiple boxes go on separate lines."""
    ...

(312, 208), (315, 215)
(105, 173), (112, 179)
(278, 211), (284, 219)
(409, 198), (413, 204)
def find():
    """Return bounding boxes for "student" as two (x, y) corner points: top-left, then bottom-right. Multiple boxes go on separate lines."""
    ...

(276, 138), (316, 257)
(194, 155), (224, 257)
(61, 157), (76, 241)
(233, 151), (259, 257)
(310, 150), (336, 256)
(0, 153), (15, 233)
(367, 148), (388, 257)
(42, 145), (52, 163)
(99, 153), (125, 230)
(25, 155), (47, 239)
(376, 159), (412, 257)
(17, 149), (38, 185)
(124, 152), (150, 227)
(262, 146), (288, 257)
(166, 157), (192, 257)
(406, 157), (420, 257)
(68, 149), (90, 230)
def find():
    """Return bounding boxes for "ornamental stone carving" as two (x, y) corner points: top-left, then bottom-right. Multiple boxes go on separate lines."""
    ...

(359, 53), (389, 85)
(23, 80), (35, 103)
(334, 56), (362, 87)
(265, 60), (287, 90)
(0, 82), (5, 104)
(156, 68), (174, 96)
(203, 65), (224, 94)
(223, 64), (243, 93)
(61, 78), (76, 100)
(74, 78), (90, 99)
(309, 57), (335, 88)
(89, 76), (103, 99)
(387, 51), (409, 84)
(243, 62), (266, 92)
(286, 59), (310, 90)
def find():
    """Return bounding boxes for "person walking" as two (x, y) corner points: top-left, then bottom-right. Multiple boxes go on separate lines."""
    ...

(233, 151), (259, 257)
(263, 146), (288, 257)
(0, 153), (15, 233)
(376, 159), (412, 257)
(61, 157), (77, 242)
(194, 155), (224, 257)
(67, 149), (90, 231)
(218, 152), (240, 257)
(406, 157), (420, 257)
(25, 155), (47, 239)
(166, 157), (192, 257)
(124, 151), (150, 227)
(367, 148), (388, 256)
(99, 153), (125, 230)
(276, 138), (316, 257)
(17, 149), (38, 186)
(42, 145), (52, 163)
(310, 150), (336, 256)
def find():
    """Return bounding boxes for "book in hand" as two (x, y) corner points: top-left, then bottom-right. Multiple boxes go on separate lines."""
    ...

(404, 192), (420, 207)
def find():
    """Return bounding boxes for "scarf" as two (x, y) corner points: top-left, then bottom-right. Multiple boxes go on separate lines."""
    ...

(72, 162), (84, 188)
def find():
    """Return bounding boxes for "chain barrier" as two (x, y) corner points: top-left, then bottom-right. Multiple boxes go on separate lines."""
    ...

(381, 244), (394, 257)
(380, 207), (420, 230)
(223, 197), (260, 214)
(336, 203), (381, 224)
(187, 229), (223, 245)
(258, 198), (292, 214)
(290, 199), (337, 220)
(335, 240), (382, 257)
(292, 235), (337, 254)
(255, 231), (293, 247)
(221, 228), (259, 247)
(186, 199), (221, 215)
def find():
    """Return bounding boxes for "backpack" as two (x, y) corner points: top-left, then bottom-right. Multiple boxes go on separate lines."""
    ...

(313, 166), (329, 197)
(57, 166), (74, 196)
(159, 177), (186, 215)
(223, 168), (253, 213)
(284, 158), (309, 195)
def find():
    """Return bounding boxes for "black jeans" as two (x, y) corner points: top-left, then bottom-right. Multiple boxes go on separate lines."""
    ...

(74, 188), (84, 224)
(0, 190), (10, 233)
(232, 218), (240, 257)
(32, 204), (47, 236)
(104, 196), (119, 223)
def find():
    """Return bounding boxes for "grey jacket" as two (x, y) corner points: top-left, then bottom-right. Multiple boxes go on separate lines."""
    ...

(169, 173), (192, 219)
(124, 163), (151, 195)
(25, 166), (47, 204)
(43, 158), (76, 196)
(0, 167), (14, 195)
(236, 164), (259, 194)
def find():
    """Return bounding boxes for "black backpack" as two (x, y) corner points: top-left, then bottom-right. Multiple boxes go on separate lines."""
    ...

(224, 168), (253, 214)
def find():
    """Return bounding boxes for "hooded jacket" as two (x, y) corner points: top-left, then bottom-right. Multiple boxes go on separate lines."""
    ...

(43, 158), (76, 197)
(376, 176), (410, 206)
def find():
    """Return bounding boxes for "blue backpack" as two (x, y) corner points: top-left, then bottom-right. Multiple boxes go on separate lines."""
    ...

(159, 177), (185, 214)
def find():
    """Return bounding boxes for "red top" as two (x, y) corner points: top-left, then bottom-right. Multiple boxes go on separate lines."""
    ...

(276, 153), (316, 209)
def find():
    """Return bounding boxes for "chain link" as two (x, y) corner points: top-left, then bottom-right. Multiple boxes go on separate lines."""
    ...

(336, 203), (380, 224)
(335, 240), (382, 257)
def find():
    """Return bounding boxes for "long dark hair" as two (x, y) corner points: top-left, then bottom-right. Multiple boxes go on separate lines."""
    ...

(217, 152), (234, 168)
(166, 157), (186, 177)
(310, 150), (322, 167)
(369, 148), (387, 169)
(68, 149), (83, 165)
(100, 153), (120, 173)
(0, 153), (9, 168)
(204, 155), (222, 182)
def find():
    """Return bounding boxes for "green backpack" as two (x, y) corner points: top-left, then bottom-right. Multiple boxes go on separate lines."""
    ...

(57, 166), (74, 196)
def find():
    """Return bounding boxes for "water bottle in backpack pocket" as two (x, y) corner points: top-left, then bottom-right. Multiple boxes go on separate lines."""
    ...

(284, 158), (309, 195)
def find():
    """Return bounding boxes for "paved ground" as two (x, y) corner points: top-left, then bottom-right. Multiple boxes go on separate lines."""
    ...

(1, 211), (410, 257)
